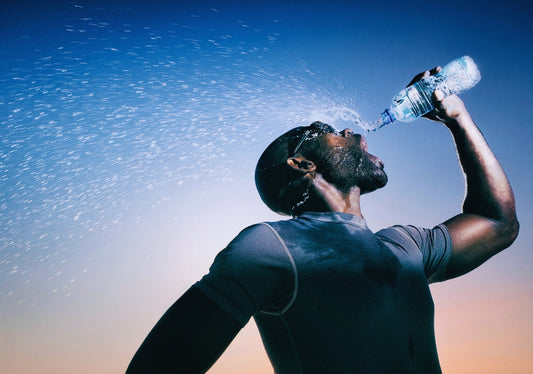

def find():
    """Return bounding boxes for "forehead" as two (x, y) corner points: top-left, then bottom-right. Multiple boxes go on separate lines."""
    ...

(316, 132), (362, 148)
(311, 123), (337, 135)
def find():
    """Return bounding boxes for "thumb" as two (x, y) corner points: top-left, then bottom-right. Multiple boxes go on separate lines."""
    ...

(434, 89), (445, 101)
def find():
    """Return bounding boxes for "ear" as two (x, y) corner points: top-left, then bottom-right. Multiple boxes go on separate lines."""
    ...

(286, 156), (316, 174)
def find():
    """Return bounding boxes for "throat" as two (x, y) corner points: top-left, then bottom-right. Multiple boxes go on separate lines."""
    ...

(302, 176), (363, 217)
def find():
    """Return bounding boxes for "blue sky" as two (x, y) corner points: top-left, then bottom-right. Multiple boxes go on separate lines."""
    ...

(1, 0), (532, 372)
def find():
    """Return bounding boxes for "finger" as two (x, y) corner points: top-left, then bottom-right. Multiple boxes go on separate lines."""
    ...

(429, 66), (442, 75)
(432, 90), (445, 115)
(407, 70), (429, 87)
(434, 89), (445, 101)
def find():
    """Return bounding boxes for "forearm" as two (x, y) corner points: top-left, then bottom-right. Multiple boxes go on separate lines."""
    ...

(422, 87), (519, 277)
(441, 110), (519, 278)
(446, 112), (517, 225)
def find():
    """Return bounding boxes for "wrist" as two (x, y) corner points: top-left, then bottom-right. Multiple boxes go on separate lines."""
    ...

(443, 111), (472, 130)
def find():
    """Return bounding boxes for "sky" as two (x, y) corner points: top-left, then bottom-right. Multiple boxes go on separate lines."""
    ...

(1, 0), (532, 373)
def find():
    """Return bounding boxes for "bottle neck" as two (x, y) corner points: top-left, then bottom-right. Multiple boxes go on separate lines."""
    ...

(370, 109), (395, 132)
(382, 108), (395, 124)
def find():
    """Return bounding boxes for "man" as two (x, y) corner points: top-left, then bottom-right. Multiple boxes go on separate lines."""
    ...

(127, 67), (519, 373)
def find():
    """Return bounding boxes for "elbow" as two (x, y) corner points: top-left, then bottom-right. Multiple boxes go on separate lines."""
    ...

(503, 195), (520, 246)
(509, 215), (520, 243)
(499, 214), (520, 249)
(492, 197), (520, 249)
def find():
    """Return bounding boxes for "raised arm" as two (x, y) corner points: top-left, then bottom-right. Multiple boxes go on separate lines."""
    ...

(127, 286), (242, 373)
(430, 89), (519, 279)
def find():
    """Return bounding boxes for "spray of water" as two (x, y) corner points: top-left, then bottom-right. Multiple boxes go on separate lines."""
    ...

(0, 4), (369, 303)
(309, 106), (374, 133)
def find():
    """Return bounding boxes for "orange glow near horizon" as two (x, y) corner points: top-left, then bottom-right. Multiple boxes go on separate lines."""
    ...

(2, 1), (532, 373)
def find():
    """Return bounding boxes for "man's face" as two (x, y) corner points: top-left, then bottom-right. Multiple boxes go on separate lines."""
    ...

(311, 129), (388, 194)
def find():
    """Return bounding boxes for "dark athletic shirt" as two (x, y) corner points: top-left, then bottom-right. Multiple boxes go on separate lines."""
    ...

(195, 212), (452, 373)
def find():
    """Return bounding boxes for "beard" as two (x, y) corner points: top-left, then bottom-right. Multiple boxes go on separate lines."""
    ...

(317, 146), (388, 194)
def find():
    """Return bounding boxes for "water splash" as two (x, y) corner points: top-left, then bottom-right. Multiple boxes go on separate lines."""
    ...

(0, 4), (368, 302)
(309, 106), (373, 133)
(364, 114), (391, 133)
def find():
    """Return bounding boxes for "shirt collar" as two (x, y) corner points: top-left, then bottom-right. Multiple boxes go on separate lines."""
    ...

(296, 211), (368, 229)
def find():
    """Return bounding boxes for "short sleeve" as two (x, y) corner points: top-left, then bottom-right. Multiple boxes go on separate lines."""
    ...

(379, 224), (453, 283)
(194, 224), (294, 327)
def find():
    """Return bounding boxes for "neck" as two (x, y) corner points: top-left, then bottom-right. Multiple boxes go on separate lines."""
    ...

(301, 174), (363, 217)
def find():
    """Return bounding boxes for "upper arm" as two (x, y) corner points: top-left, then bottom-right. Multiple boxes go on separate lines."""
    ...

(127, 223), (294, 373)
(127, 286), (242, 373)
(196, 223), (295, 320)
(443, 212), (518, 279)
(378, 225), (452, 283)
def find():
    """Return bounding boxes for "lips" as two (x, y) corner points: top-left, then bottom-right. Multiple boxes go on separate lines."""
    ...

(359, 136), (368, 152)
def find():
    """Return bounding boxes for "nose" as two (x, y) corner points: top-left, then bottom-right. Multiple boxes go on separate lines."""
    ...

(340, 128), (354, 137)
(341, 128), (367, 150)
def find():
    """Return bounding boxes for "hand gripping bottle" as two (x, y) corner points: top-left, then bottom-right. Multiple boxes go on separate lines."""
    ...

(375, 56), (481, 130)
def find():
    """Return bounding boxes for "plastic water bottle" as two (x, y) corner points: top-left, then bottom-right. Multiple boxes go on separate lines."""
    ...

(373, 56), (481, 131)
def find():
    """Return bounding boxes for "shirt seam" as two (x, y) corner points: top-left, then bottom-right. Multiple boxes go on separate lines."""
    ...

(259, 222), (298, 315)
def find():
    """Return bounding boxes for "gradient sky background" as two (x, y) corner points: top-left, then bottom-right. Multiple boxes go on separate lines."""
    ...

(1, 0), (532, 373)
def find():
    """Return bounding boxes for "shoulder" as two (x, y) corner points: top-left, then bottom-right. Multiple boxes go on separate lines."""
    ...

(378, 224), (453, 283)
(211, 222), (291, 271)
(229, 222), (281, 246)
(225, 223), (285, 255)
(197, 222), (296, 318)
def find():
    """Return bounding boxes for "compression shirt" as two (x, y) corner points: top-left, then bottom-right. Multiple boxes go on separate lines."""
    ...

(195, 212), (452, 373)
